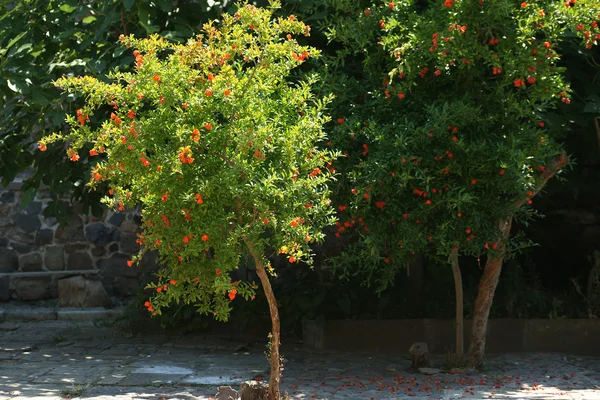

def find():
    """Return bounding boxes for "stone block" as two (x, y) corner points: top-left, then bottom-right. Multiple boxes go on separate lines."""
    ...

(44, 245), (64, 271)
(10, 241), (32, 254)
(91, 246), (106, 257)
(12, 277), (51, 300)
(119, 233), (140, 254)
(0, 277), (9, 302)
(43, 217), (58, 228)
(23, 201), (42, 215)
(7, 230), (34, 244)
(0, 204), (12, 218)
(85, 222), (120, 245)
(107, 212), (126, 227)
(35, 229), (54, 246)
(65, 243), (87, 253)
(0, 191), (15, 203)
(19, 252), (43, 272)
(0, 249), (19, 272)
(97, 253), (137, 277)
(12, 213), (40, 233)
(55, 215), (85, 242)
(57, 276), (113, 308)
(67, 252), (93, 270)
(119, 219), (138, 233)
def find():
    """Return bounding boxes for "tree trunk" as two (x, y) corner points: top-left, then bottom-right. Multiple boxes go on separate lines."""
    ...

(467, 217), (512, 368)
(467, 150), (568, 368)
(450, 247), (463, 361)
(246, 240), (281, 400)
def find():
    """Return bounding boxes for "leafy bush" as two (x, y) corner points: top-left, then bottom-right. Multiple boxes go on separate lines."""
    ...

(41, 4), (336, 398)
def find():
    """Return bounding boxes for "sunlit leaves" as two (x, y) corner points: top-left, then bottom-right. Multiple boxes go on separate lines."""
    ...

(42, 3), (337, 319)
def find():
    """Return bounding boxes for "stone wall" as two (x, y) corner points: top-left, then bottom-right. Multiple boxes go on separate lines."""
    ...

(0, 185), (158, 302)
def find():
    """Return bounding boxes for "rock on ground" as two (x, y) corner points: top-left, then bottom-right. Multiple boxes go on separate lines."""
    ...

(57, 275), (113, 308)
(239, 380), (269, 400)
(215, 385), (239, 400)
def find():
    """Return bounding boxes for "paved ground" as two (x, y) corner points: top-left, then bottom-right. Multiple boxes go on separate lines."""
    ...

(0, 320), (599, 400)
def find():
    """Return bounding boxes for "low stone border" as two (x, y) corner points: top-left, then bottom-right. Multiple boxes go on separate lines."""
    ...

(302, 318), (600, 355)
(0, 307), (124, 321)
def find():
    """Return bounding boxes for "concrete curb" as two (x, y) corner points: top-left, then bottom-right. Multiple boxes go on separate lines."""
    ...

(0, 307), (125, 321)
(3, 309), (57, 321)
(304, 318), (600, 355)
(58, 308), (124, 321)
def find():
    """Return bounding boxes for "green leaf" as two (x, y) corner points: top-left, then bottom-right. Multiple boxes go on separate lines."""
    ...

(6, 79), (21, 93)
(155, 0), (172, 12)
(583, 102), (600, 114)
(48, 111), (66, 127)
(30, 89), (50, 106)
(59, 4), (76, 13)
(137, 5), (160, 34)
(112, 46), (127, 58)
(13, 43), (32, 56)
(161, 31), (186, 42)
(138, 5), (150, 26)
(20, 187), (36, 211)
(94, 9), (118, 41)
(82, 15), (97, 24)
(123, 0), (135, 10)
(6, 78), (31, 94)
(43, 200), (72, 224)
(3, 31), (27, 53)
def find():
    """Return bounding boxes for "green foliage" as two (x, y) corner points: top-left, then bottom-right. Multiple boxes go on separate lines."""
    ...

(0, 0), (229, 221)
(42, 2), (337, 320)
(317, 0), (600, 289)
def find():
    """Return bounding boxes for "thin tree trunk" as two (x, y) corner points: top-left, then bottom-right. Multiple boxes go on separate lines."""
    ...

(594, 117), (600, 152)
(467, 218), (512, 368)
(587, 251), (600, 318)
(450, 247), (463, 361)
(245, 239), (281, 400)
(467, 150), (569, 368)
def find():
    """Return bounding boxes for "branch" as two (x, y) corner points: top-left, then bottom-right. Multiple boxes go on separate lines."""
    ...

(212, 151), (236, 167)
(594, 117), (600, 153)
(212, 151), (247, 182)
(513, 149), (569, 210)
(120, 7), (128, 35)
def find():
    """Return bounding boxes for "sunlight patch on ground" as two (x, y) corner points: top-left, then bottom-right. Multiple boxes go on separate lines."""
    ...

(131, 365), (194, 375)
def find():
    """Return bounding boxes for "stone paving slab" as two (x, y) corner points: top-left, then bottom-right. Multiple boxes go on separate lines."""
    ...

(0, 320), (599, 399)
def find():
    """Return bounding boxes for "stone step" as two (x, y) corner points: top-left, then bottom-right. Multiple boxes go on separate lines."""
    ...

(0, 269), (100, 278)
(0, 306), (125, 321)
